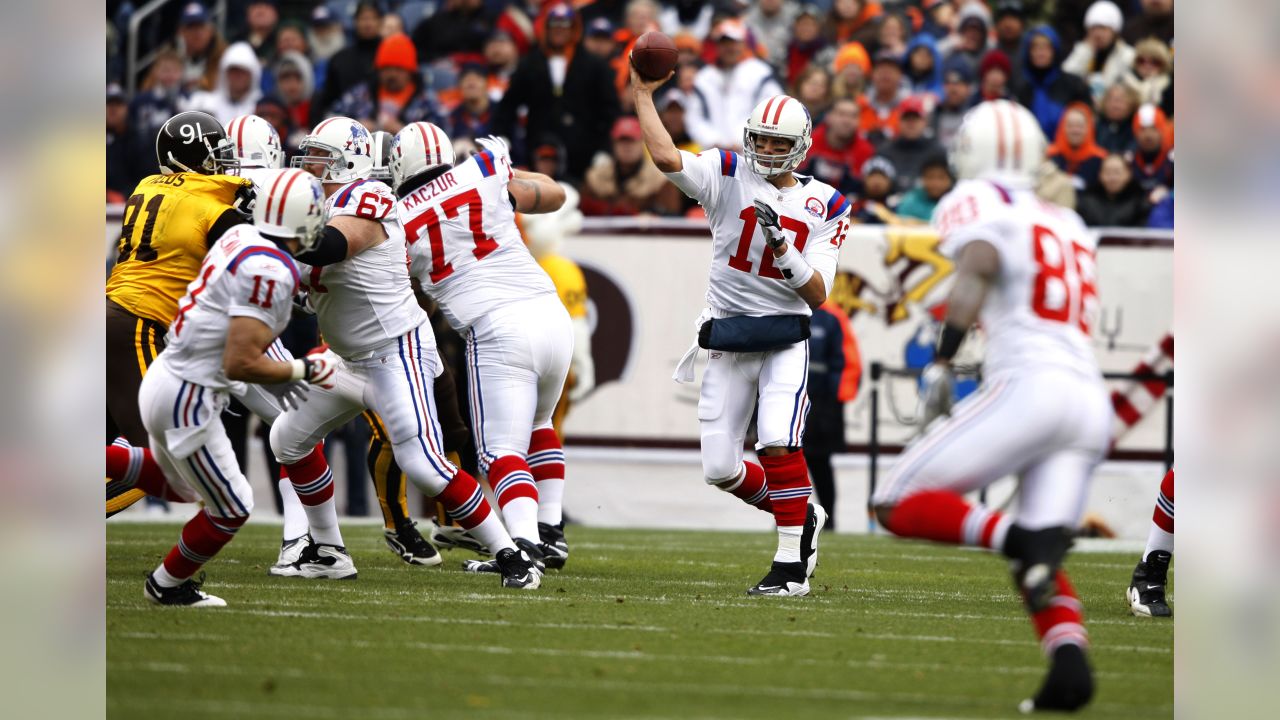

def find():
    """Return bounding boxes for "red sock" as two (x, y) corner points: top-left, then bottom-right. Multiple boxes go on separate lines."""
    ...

(161, 510), (247, 581)
(486, 455), (539, 509)
(105, 444), (185, 501)
(284, 444), (333, 505)
(759, 451), (811, 527)
(528, 428), (565, 483)
(715, 461), (773, 513)
(435, 469), (493, 530)
(1029, 570), (1089, 654)
(885, 490), (1012, 550)
(1153, 469), (1174, 533)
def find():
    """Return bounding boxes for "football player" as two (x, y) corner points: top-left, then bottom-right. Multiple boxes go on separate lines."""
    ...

(1127, 468), (1174, 617)
(106, 111), (254, 517)
(134, 169), (336, 606)
(390, 124), (573, 571)
(633, 68), (843, 596)
(870, 100), (1109, 712)
(271, 117), (540, 589)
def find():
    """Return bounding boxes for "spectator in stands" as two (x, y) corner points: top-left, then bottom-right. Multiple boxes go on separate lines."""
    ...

(308, 6), (345, 66)
(803, 298), (860, 531)
(622, 0), (662, 44)
(1122, 37), (1173, 108)
(1062, 1), (1134, 103)
(992, 1), (1027, 63)
(235, 0), (279, 65)
(919, 0), (956, 41)
(584, 18), (618, 60)
(184, 41), (263, 125)
(942, 2), (992, 71)
(1048, 103), (1109, 191)
(683, 19), (782, 151)
(274, 52), (314, 137)
(1037, 157), (1078, 209)
(581, 116), (675, 216)
(657, 90), (699, 154)
(412, 0), (494, 64)
(975, 49), (1013, 102)
(879, 96), (944, 193)
(445, 64), (493, 140)
(1012, 26), (1092, 140)
(787, 7), (835, 89)
(794, 65), (834, 123)
(483, 29), (520, 94)
(1130, 103), (1174, 202)
(830, 41), (870, 101)
(859, 50), (909, 145)
(1147, 189), (1174, 229)
(851, 156), (901, 224)
(255, 95), (300, 155)
(381, 13), (405, 39)
(828, 0), (883, 48)
(1096, 82), (1138, 153)
(933, 55), (974, 148)
(746, 0), (800, 75)
(1050, 0), (1097, 50)
(261, 23), (308, 95)
(331, 33), (441, 133)
(107, 84), (144, 200)
(131, 50), (188, 162)
(904, 33), (943, 98)
(874, 12), (911, 58)
(175, 2), (226, 92)
(1123, 0), (1174, 45)
(896, 151), (954, 222)
(1077, 154), (1150, 227)
(800, 96), (875, 197)
(494, 4), (619, 180)
(311, 0), (384, 126)
(530, 135), (568, 181)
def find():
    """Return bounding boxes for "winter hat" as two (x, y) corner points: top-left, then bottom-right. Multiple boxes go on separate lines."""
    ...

(375, 33), (418, 72)
(863, 156), (897, 181)
(1083, 1), (1123, 33)
(979, 49), (1013, 79)
(833, 42), (871, 76)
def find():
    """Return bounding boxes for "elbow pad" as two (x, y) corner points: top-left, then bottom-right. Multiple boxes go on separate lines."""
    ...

(293, 225), (349, 267)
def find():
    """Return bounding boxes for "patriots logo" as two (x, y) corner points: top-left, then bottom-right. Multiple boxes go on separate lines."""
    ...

(805, 197), (825, 218)
(344, 123), (370, 155)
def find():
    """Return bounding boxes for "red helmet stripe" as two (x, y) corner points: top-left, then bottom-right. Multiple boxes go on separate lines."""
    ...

(276, 170), (303, 225)
(993, 103), (1008, 169)
(428, 123), (442, 165)
(231, 117), (246, 154)
(761, 96), (777, 125)
(772, 96), (790, 125)
(1011, 107), (1023, 168)
(313, 117), (341, 135)
(264, 167), (288, 222)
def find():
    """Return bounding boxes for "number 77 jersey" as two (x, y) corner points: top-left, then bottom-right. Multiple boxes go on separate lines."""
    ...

(932, 179), (1100, 380)
(397, 145), (556, 331)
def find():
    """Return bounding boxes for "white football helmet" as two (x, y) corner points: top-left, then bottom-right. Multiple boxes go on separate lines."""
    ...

(389, 122), (456, 191)
(950, 100), (1047, 186)
(290, 116), (374, 183)
(743, 95), (813, 177)
(252, 168), (327, 250)
(226, 114), (283, 169)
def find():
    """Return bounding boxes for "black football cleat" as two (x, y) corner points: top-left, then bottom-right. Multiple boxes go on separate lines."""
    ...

(384, 521), (442, 567)
(1004, 525), (1074, 613)
(799, 503), (827, 578)
(495, 547), (542, 590)
(747, 561), (810, 597)
(144, 572), (226, 607)
(1019, 643), (1094, 713)
(538, 521), (569, 570)
(1127, 550), (1173, 617)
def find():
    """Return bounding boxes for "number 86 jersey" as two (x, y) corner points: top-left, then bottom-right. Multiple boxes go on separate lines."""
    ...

(932, 179), (1100, 380)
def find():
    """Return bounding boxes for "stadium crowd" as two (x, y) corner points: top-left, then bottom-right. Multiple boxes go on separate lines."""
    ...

(107, 0), (1174, 229)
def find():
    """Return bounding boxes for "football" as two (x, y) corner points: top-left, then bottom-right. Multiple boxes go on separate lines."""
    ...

(630, 31), (679, 81)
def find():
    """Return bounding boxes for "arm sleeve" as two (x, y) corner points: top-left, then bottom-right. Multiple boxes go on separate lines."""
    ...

(207, 207), (248, 247)
(662, 149), (724, 206)
(802, 195), (851, 295)
(227, 256), (297, 329)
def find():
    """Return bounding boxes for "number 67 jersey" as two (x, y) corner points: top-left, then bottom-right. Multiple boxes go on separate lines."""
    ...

(932, 179), (1100, 380)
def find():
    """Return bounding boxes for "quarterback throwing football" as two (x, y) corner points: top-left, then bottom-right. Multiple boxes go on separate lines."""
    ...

(633, 67), (850, 597)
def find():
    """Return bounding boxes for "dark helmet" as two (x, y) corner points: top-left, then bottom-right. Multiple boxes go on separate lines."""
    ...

(369, 130), (395, 182)
(155, 111), (237, 175)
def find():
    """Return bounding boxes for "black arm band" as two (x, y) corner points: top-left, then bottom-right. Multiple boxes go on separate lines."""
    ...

(935, 322), (967, 361)
(293, 225), (349, 267)
(207, 208), (248, 247)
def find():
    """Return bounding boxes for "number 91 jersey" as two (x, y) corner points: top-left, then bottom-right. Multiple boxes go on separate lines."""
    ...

(664, 149), (849, 317)
(298, 178), (427, 358)
(932, 179), (1100, 380)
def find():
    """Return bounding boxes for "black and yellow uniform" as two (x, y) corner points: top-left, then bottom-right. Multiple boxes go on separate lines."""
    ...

(105, 172), (251, 515)
(364, 357), (471, 530)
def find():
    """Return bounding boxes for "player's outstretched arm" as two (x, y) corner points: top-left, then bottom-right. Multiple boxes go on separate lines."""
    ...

(630, 66), (681, 173)
(510, 169), (566, 214)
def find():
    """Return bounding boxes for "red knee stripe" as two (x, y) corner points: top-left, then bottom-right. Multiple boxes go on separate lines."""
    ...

(162, 510), (246, 580)
(1031, 571), (1088, 651)
(437, 470), (493, 529)
(760, 451), (811, 526)
(487, 455), (539, 507)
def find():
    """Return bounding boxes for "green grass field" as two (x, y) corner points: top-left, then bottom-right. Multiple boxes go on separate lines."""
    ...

(107, 522), (1172, 719)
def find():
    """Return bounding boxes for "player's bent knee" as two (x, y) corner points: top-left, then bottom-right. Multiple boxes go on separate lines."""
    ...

(209, 478), (255, 520)
(700, 434), (741, 483)
(269, 418), (311, 465)
(391, 439), (453, 496)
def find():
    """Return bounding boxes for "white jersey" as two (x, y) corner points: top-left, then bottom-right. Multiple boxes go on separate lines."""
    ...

(399, 145), (556, 331)
(162, 224), (299, 390)
(665, 149), (849, 317)
(932, 179), (1100, 379)
(298, 178), (428, 359)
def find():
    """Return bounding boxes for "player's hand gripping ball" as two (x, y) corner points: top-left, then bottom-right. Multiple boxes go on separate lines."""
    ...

(630, 31), (678, 82)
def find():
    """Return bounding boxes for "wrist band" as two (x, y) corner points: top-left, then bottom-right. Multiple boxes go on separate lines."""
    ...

(289, 358), (307, 381)
(772, 246), (815, 289)
(935, 322), (967, 361)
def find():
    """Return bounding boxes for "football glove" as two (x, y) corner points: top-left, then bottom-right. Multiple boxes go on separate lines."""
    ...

(752, 200), (785, 249)
(475, 135), (509, 158)
(233, 182), (257, 216)
(262, 380), (310, 411)
(916, 362), (955, 431)
(290, 352), (337, 389)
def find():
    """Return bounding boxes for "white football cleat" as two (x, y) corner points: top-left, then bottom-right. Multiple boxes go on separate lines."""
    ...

(285, 541), (358, 580)
(268, 534), (311, 577)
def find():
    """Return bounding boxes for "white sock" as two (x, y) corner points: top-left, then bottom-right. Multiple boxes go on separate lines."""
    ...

(152, 563), (185, 588)
(1144, 525), (1174, 561)
(279, 478), (308, 541)
(535, 478), (565, 525)
(466, 513), (516, 556)
(774, 525), (803, 563)
(500, 497), (540, 544)
(304, 497), (345, 547)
